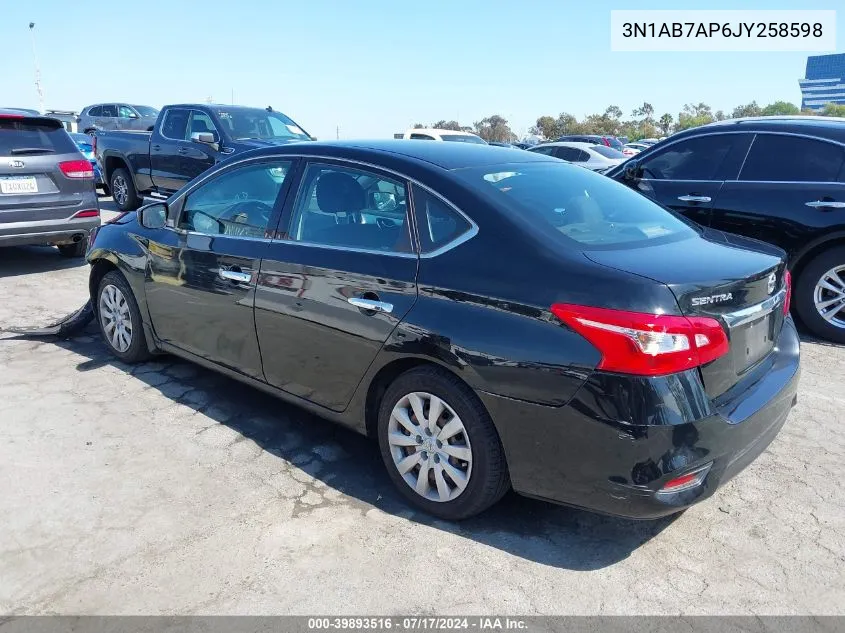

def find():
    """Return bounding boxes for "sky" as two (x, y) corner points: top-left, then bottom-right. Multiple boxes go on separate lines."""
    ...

(0, 0), (842, 141)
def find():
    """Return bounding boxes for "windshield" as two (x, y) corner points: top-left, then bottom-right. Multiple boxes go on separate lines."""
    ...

(458, 162), (695, 247)
(133, 106), (159, 117)
(592, 145), (625, 159)
(214, 108), (311, 141)
(440, 134), (487, 144)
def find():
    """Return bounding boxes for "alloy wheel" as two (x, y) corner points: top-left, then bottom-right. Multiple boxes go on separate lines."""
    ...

(387, 392), (473, 503)
(99, 284), (133, 352)
(112, 175), (128, 206)
(813, 264), (845, 329)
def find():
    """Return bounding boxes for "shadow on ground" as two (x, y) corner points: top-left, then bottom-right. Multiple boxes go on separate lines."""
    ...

(0, 246), (87, 279)
(1, 323), (683, 571)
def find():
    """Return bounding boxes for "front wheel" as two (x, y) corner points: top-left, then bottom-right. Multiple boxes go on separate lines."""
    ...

(96, 270), (151, 363)
(377, 366), (510, 520)
(110, 167), (141, 211)
(794, 248), (845, 344)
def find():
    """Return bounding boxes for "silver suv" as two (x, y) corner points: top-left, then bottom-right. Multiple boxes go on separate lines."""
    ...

(0, 111), (100, 257)
(78, 103), (159, 134)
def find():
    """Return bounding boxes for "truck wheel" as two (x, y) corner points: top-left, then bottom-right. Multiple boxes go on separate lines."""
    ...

(110, 168), (141, 211)
(794, 247), (845, 344)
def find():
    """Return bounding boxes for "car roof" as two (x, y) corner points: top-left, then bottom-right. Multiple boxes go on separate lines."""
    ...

(535, 141), (599, 149)
(672, 116), (845, 143)
(405, 128), (480, 137)
(241, 139), (554, 171)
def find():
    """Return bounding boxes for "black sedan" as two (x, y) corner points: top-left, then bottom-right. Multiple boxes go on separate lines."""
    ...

(86, 141), (800, 520)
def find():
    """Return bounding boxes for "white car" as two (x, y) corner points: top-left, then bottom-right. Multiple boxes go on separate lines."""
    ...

(401, 128), (487, 144)
(623, 142), (650, 154)
(528, 141), (626, 172)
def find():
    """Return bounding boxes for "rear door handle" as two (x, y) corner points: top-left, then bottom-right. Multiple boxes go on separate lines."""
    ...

(806, 200), (845, 209)
(218, 268), (252, 283)
(177, 147), (188, 155)
(152, 144), (161, 151)
(347, 297), (393, 314)
(678, 195), (711, 203)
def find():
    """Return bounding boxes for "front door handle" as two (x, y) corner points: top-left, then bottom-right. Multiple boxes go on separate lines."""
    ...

(678, 195), (711, 203)
(177, 147), (188, 155)
(348, 297), (393, 314)
(218, 268), (252, 283)
(806, 200), (845, 209)
(152, 144), (161, 151)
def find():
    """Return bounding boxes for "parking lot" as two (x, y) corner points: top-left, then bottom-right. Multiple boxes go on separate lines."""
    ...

(0, 201), (843, 616)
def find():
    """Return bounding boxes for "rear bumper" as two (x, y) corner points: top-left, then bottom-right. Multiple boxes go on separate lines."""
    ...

(481, 317), (801, 519)
(0, 217), (100, 247)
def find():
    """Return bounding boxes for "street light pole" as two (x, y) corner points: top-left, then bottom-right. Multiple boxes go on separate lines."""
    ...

(28, 22), (45, 113)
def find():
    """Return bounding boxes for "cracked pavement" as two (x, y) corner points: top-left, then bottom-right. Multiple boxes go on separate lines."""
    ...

(1, 207), (843, 615)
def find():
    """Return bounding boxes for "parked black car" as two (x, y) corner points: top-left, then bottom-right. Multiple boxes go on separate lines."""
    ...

(0, 110), (100, 257)
(606, 117), (845, 343)
(86, 141), (798, 520)
(94, 104), (312, 211)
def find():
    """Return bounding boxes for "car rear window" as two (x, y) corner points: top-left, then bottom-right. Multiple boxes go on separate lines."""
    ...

(458, 162), (695, 247)
(440, 134), (487, 144)
(592, 145), (625, 159)
(0, 119), (77, 155)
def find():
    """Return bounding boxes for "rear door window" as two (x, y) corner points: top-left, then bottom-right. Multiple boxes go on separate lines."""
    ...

(410, 134), (435, 140)
(100, 105), (117, 118)
(412, 186), (473, 254)
(640, 134), (751, 181)
(160, 109), (190, 140)
(555, 147), (581, 161)
(0, 119), (77, 155)
(739, 134), (845, 183)
(88, 106), (102, 117)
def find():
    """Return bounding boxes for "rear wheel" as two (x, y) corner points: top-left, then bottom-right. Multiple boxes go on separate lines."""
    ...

(57, 240), (86, 258)
(795, 247), (845, 344)
(96, 271), (151, 363)
(377, 366), (510, 520)
(110, 167), (141, 211)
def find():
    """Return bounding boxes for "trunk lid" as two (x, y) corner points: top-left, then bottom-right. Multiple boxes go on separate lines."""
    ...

(583, 229), (788, 397)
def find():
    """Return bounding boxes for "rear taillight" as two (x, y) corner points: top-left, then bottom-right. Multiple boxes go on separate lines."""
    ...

(59, 159), (94, 179)
(71, 209), (100, 218)
(0, 113), (24, 120)
(551, 303), (729, 376)
(602, 137), (611, 146)
(783, 270), (792, 315)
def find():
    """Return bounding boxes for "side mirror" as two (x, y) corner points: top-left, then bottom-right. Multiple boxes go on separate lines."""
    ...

(370, 191), (398, 212)
(128, 112), (139, 119)
(191, 131), (219, 150)
(138, 202), (167, 229)
(623, 159), (643, 181)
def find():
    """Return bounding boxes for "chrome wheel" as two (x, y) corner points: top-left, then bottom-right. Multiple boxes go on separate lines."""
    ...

(387, 392), (473, 503)
(112, 175), (128, 206)
(99, 284), (133, 352)
(813, 264), (845, 329)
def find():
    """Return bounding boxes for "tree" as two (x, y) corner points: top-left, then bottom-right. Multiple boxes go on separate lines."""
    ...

(714, 110), (726, 121)
(432, 120), (462, 131)
(676, 103), (715, 130)
(473, 115), (516, 143)
(761, 101), (799, 116)
(632, 102), (654, 123)
(413, 123), (425, 129)
(556, 112), (579, 135)
(821, 103), (845, 117)
(731, 101), (762, 119)
(530, 115), (558, 139)
(658, 113), (673, 135)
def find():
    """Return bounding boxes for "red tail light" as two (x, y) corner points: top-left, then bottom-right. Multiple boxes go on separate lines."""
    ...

(0, 113), (24, 120)
(59, 159), (94, 179)
(783, 270), (792, 315)
(551, 304), (730, 376)
(602, 137), (611, 146)
(71, 209), (100, 218)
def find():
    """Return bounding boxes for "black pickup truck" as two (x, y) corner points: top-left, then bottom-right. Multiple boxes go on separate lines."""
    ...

(94, 103), (312, 210)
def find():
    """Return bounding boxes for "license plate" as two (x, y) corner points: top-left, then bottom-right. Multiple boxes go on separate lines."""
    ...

(740, 314), (775, 369)
(0, 177), (38, 194)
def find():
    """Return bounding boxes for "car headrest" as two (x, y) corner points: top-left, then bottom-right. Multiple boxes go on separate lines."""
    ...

(192, 119), (211, 133)
(315, 172), (365, 214)
(565, 195), (604, 224)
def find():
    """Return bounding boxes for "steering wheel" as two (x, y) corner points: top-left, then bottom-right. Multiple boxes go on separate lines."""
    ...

(219, 200), (274, 234)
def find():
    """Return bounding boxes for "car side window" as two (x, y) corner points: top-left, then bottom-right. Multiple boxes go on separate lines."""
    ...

(410, 134), (435, 140)
(118, 106), (134, 118)
(288, 164), (411, 253)
(188, 111), (219, 141)
(88, 106), (102, 117)
(161, 109), (190, 140)
(179, 161), (292, 238)
(413, 186), (473, 254)
(555, 147), (580, 161)
(739, 134), (845, 183)
(101, 105), (117, 118)
(640, 134), (750, 181)
(530, 146), (556, 156)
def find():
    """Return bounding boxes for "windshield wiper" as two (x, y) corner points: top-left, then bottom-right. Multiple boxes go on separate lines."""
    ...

(10, 147), (55, 155)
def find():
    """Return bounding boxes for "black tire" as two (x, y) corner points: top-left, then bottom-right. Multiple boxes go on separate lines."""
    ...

(96, 270), (151, 363)
(110, 167), (141, 211)
(57, 240), (86, 258)
(794, 247), (845, 344)
(377, 366), (510, 520)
